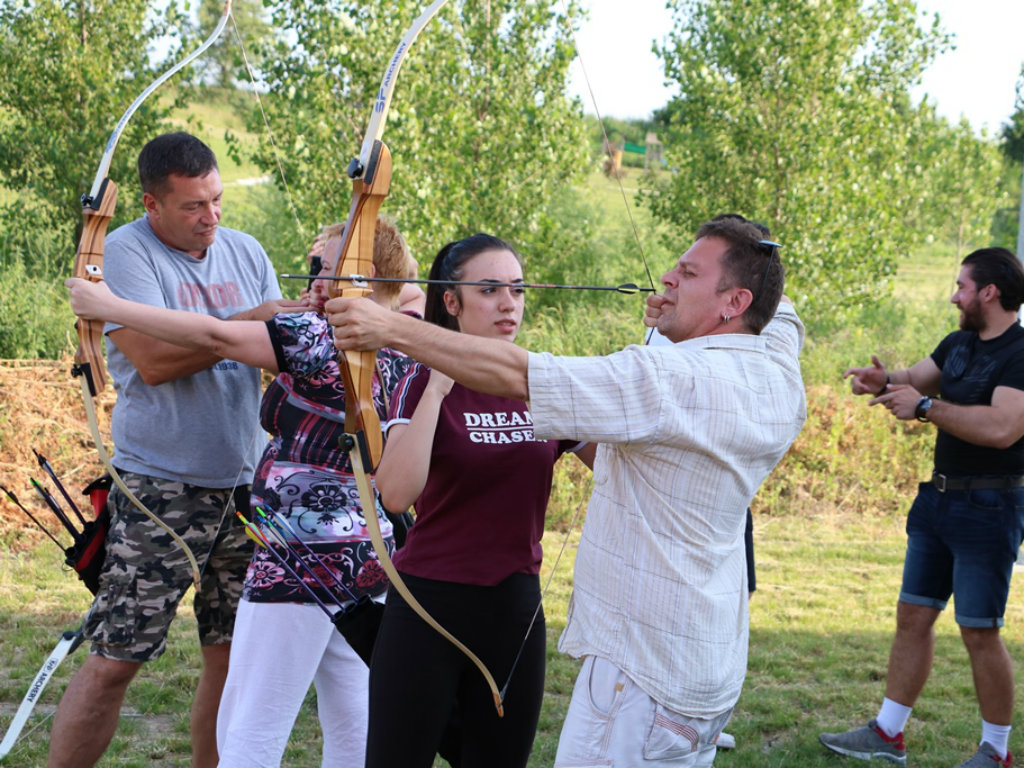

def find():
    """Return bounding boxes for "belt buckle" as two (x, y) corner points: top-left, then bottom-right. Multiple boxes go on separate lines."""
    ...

(933, 473), (948, 493)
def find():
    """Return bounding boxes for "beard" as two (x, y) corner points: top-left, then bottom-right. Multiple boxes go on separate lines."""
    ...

(958, 298), (984, 332)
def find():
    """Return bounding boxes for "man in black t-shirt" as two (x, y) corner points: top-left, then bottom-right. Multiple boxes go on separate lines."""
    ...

(819, 247), (1024, 768)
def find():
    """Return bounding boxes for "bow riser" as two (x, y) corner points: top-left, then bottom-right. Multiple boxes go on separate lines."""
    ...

(72, 179), (118, 397)
(332, 141), (393, 468)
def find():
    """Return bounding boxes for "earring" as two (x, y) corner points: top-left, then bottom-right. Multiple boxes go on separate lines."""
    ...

(722, 313), (730, 324)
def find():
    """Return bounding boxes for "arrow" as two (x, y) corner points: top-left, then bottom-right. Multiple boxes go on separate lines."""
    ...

(281, 274), (655, 294)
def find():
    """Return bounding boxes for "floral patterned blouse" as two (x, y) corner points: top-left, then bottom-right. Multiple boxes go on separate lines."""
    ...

(242, 311), (413, 605)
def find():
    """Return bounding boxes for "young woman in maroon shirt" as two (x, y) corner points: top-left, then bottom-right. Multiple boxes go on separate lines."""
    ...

(366, 234), (591, 768)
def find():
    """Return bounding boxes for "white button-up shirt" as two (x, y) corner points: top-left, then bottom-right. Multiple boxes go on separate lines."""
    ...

(526, 303), (806, 716)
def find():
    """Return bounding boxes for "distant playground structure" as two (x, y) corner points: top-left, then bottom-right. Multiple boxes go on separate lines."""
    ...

(602, 132), (664, 177)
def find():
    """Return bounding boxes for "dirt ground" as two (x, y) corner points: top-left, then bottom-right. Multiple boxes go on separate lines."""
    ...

(0, 357), (112, 542)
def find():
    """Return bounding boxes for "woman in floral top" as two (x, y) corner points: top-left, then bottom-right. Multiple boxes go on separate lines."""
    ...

(67, 217), (416, 768)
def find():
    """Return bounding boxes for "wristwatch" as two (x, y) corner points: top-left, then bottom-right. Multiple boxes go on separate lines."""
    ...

(915, 396), (933, 422)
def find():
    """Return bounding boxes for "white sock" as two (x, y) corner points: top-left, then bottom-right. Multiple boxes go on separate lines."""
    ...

(875, 698), (913, 738)
(981, 721), (1011, 758)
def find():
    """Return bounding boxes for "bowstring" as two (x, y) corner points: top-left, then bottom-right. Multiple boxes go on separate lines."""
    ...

(230, 16), (307, 246)
(499, 2), (659, 698)
(197, 15), (312, 579)
(559, 0), (656, 299)
(498, 469), (593, 700)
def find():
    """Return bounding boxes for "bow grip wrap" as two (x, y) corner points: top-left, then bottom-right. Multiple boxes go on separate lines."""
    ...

(72, 177), (118, 396)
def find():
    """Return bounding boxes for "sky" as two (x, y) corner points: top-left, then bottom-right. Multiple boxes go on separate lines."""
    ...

(567, 0), (1024, 134)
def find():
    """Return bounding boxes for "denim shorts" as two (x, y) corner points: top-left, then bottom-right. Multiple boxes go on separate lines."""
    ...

(900, 481), (1024, 628)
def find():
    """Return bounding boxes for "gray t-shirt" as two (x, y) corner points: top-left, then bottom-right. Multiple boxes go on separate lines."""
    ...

(103, 216), (281, 487)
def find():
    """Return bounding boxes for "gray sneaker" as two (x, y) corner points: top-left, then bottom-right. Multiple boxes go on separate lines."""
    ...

(819, 719), (907, 764)
(955, 742), (1012, 768)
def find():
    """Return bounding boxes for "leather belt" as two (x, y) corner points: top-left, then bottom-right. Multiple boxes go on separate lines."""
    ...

(931, 472), (1024, 493)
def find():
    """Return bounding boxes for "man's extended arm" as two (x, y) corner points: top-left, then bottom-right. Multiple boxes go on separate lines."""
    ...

(843, 355), (942, 398)
(327, 296), (530, 400)
(854, 346), (1024, 447)
(110, 299), (305, 386)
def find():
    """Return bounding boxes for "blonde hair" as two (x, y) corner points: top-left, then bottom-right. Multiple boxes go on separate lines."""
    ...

(320, 222), (345, 240)
(372, 215), (410, 308)
(316, 217), (411, 309)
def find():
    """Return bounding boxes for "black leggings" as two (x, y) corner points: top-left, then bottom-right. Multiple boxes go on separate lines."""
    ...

(365, 572), (546, 768)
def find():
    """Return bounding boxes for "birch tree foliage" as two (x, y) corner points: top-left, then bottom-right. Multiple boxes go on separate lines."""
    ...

(996, 69), (1024, 248)
(912, 115), (1015, 259)
(1001, 67), (1024, 166)
(646, 0), (950, 323)
(236, 0), (590, 271)
(0, 0), (193, 272)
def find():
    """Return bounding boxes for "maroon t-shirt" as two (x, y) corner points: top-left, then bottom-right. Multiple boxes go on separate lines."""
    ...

(386, 363), (575, 586)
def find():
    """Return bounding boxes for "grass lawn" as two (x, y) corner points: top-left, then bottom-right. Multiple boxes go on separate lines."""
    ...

(3, 509), (1023, 767)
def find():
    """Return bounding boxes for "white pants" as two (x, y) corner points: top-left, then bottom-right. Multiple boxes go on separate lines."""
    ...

(216, 599), (369, 768)
(555, 656), (731, 767)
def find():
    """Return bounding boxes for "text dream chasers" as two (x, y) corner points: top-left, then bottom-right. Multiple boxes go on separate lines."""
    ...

(463, 410), (538, 444)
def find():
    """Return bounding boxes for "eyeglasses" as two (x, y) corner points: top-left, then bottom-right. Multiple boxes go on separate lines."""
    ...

(756, 240), (781, 301)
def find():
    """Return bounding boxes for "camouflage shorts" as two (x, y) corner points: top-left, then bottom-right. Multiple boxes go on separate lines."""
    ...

(82, 472), (254, 662)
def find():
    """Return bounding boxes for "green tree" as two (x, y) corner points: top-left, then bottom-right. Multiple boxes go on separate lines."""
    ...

(646, 0), (950, 325)
(996, 67), (1024, 249)
(911, 115), (1014, 257)
(0, 0), (194, 275)
(236, 0), (591, 274)
(1000, 66), (1024, 165)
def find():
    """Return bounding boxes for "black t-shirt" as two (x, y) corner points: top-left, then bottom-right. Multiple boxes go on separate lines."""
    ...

(931, 323), (1024, 475)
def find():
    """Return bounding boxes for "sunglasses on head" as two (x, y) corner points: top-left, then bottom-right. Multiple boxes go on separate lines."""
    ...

(756, 240), (781, 300)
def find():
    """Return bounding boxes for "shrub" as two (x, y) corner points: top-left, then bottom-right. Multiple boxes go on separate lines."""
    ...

(0, 260), (75, 359)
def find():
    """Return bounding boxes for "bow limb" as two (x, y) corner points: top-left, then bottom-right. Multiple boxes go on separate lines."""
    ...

(329, 0), (503, 717)
(347, 435), (504, 717)
(68, 0), (236, 591)
(352, 0), (452, 175)
(0, 628), (84, 760)
(83, 0), (235, 204)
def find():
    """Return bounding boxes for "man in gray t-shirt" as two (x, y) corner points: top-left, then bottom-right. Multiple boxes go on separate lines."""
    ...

(48, 132), (301, 768)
